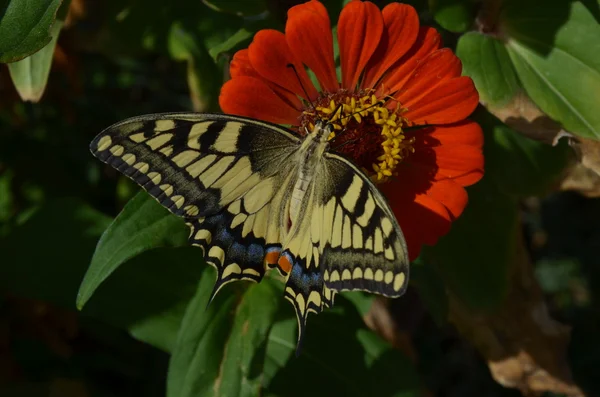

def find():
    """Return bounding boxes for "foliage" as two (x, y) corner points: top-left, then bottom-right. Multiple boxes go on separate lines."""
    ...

(0, 0), (598, 396)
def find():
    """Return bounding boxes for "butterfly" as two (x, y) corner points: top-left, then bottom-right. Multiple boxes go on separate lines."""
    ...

(90, 112), (409, 351)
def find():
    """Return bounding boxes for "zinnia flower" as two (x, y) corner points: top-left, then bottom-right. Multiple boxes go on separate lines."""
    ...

(219, 0), (483, 260)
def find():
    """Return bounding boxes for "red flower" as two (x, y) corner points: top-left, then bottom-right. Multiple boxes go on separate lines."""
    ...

(219, 0), (483, 261)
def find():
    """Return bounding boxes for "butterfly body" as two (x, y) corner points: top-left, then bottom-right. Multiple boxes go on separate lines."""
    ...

(90, 113), (409, 351)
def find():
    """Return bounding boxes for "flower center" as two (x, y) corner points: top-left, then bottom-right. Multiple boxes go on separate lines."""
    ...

(299, 90), (415, 183)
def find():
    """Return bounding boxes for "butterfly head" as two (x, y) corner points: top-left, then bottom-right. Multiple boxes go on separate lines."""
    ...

(312, 119), (335, 143)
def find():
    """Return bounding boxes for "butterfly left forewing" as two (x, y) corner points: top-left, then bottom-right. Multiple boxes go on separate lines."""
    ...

(91, 112), (301, 299)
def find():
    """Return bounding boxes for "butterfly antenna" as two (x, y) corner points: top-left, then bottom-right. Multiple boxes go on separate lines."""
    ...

(286, 64), (318, 115)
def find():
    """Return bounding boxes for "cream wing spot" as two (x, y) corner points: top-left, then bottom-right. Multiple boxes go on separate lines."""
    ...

(329, 270), (340, 282)
(133, 162), (149, 174)
(384, 271), (394, 284)
(194, 229), (211, 243)
(352, 268), (363, 279)
(186, 155), (216, 178)
(129, 132), (148, 143)
(222, 263), (242, 279)
(324, 270), (330, 281)
(228, 200), (241, 215)
(146, 133), (173, 150)
(244, 178), (274, 213)
(154, 119), (176, 132)
(231, 213), (247, 229)
(109, 145), (124, 156)
(382, 217), (394, 238)
(184, 205), (199, 216)
(172, 150), (200, 167)
(357, 193), (376, 227)
(211, 122), (242, 153)
(159, 145), (174, 156)
(187, 122), (212, 149)
(199, 156), (235, 187)
(394, 273), (406, 292)
(364, 268), (374, 280)
(342, 269), (351, 280)
(159, 184), (174, 196)
(365, 236), (373, 251)
(97, 136), (112, 151)
(122, 153), (136, 165)
(342, 215), (352, 249)
(385, 246), (395, 260)
(331, 205), (343, 248)
(374, 269), (384, 282)
(147, 172), (162, 185)
(243, 268), (261, 277)
(374, 227), (384, 254)
(171, 195), (185, 209)
(208, 246), (225, 264)
(352, 224), (363, 249)
(341, 175), (361, 212)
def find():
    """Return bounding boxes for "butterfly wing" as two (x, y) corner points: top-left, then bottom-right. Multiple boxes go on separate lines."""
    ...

(90, 113), (300, 298)
(318, 153), (409, 296)
(279, 151), (409, 351)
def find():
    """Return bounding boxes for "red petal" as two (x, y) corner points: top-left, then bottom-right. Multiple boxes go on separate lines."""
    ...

(379, 27), (442, 95)
(286, 0), (338, 92)
(410, 121), (484, 186)
(338, 1), (383, 89)
(381, 180), (451, 261)
(394, 49), (462, 107)
(362, 3), (419, 89)
(421, 179), (469, 219)
(230, 49), (306, 113)
(248, 29), (318, 101)
(403, 76), (479, 124)
(230, 49), (259, 78)
(219, 76), (301, 125)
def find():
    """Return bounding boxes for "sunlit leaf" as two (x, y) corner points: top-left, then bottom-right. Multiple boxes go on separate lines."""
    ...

(457, 32), (520, 106)
(0, 0), (63, 62)
(503, 0), (600, 139)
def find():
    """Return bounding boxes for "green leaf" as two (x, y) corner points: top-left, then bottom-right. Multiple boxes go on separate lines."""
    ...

(456, 32), (520, 106)
(430, 0), (474, 33)
(76, 192), (188, 310)
(476, 108), (572, 196)
(502, 0), (600, 139)
(83, 247), (203, 352)
(427, 177), (518, 310)
(266, 297), (421, 397)
(0, 198), (111, 308)
(167, 268), (281, 397)
(203, 0), (268, 16)
(7, 20), (62, 102)
(0, 0), (63, 63)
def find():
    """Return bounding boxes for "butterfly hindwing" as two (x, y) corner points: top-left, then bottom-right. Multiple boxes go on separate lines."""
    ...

(90, 113), (300, 297)
(319, 153), (409, 296)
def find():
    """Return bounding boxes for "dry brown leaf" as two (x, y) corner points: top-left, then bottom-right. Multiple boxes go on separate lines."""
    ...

(488, 91), (565, 145)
